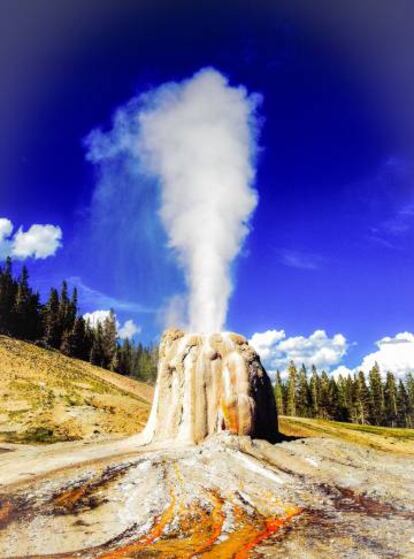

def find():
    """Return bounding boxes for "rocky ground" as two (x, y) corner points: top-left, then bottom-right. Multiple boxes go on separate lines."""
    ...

(1, 337), (413, 557)
(0, 432), (413, 558)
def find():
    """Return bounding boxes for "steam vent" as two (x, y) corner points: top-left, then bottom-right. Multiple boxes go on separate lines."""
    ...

(141, 329), (279, 445)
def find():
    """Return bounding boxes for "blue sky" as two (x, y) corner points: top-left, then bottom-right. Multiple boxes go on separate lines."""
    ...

(1, 1), (414, 375)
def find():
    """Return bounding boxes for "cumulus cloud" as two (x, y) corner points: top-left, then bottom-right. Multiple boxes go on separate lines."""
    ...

(355, 332), (414, 378)
(83, 310), (140, 339)
(0, 219), (13, 259)
(118, 319), (141, 339)
(0, 218), (62, 260)
(249, 329), (286, 362)
(251, 328), (414, 380)
(249, 329), (348, 376)
(86, 68), (261, 333)
(83, 310), (112, 329)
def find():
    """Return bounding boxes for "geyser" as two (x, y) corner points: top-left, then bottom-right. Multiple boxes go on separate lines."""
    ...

(140, 329), (279, 445)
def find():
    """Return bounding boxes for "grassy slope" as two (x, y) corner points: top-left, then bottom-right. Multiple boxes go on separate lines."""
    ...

(0, 336), (152, 444)
(279, 415), (414, 454)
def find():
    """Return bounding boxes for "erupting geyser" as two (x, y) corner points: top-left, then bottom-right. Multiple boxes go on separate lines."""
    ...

(87, 69), (274, 445)
(140, 329), (279, 445)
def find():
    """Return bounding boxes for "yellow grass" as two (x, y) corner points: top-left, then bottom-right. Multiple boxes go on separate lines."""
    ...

(279, 415), (414, 454)
(0, 336), (152, 444)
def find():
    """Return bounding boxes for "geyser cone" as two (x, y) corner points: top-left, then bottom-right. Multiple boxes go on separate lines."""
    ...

(141, 329), (279, 445)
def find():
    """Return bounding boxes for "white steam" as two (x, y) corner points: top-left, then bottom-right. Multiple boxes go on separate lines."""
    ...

(138, 69), (260, 332)
(86, 68), (261, 333)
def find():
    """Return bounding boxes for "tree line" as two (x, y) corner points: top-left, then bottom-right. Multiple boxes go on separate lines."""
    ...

(0, 258), (157, 382)
(274, 361), (414, 428)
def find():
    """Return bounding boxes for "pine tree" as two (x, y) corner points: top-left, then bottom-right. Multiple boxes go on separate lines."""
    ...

(384, 371), (398, 427)
(405, 372), (414, 428)
(60, 317), (87, 359)
(57, 281), (77, 350)
(14, 266), (41, 340)
(309, 365), (319, 418)
(117, 338), (133, 376)
(318, 371), (331, 419)
(90, 322), (106, 367)
(328, 377), (340, 420)
(352, 372), (370, 424)
(42, 288), (61, 348)
(69, 288), (78, 328)
(344, 374), (354, 419)
(83, 321), (95, 361)
(0, 257), (17, 335)
(335, 375), (350, 421)
(274, 370), (284, 415)
(102, 310), (118, 370)
(397, 380), (410, 428)
(368, 363), (384, 425)
(286, 361), (297, 416)
(60, 328), (74, 357)
(71, 316), (89, 360)
(297, 364), (311, 417)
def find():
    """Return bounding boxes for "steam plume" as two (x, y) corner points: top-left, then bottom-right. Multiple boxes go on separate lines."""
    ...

(86, 68), (261, 332)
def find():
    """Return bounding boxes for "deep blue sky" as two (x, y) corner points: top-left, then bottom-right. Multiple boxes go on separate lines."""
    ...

(1, 0), (414, 369)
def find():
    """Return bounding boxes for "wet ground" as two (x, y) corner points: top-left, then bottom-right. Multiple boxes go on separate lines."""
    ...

(0, 434), (413, 558)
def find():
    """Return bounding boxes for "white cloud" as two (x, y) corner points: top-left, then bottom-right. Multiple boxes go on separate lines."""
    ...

(251, 328), (414, 380)
(249, 329), (348, 375)
(118, 319), (141, 339)
(356, 332), (414, 378)
(83, 310), (111, 328)
(0, 218), (62, 260)
(12, 224), (62, 259)
(0, 218), (13, 238)
(0, 218), (13, 259)
(83, 310), (140, 339)
(249, 329), (286, 362)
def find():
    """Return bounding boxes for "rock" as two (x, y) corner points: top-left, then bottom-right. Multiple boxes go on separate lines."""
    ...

(140, 329), (279, 445)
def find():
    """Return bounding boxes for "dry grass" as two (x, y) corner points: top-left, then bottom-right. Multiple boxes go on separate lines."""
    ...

(279, 415), (414, 454)
(0, 336), (152, 444)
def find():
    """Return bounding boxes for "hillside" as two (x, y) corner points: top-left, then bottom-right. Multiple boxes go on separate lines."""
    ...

(279, 415), (414, 454)
(0, 336), (152, 444)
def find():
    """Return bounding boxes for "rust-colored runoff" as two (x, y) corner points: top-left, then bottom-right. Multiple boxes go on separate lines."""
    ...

(233, 507), (302, 559)
(201, 504), (302, 559)
(94, 463), (226, 559)
(97, 488), (177, 558)
(0, 463), (302, 559)
(0, 500), (13, 528)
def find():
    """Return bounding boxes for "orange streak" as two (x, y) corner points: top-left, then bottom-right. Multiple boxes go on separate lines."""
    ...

(234, 508), (302, 559)
(53, 485), (89, 509)
(97, 486), (176, 558)
(0, 500), (12, 527)
(222, 401), (239, 433)
(189, 490), (226, 556)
